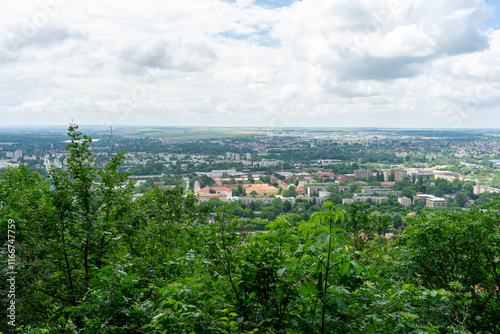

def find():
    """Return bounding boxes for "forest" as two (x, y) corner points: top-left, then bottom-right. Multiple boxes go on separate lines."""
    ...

(1, 126), (499, 333)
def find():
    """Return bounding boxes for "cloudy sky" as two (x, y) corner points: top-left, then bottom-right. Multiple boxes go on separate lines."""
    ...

(1, 0), (500, 128)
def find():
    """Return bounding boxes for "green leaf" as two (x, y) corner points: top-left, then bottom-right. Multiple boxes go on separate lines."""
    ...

(277, 268), (286, 277)
(340, 261), (350, 276)
(314, 261), (323, 273)
(366, 266), (376, 280)
(315, 233), (330, 248)
(385, 321), (394, 331)
(350, 260), (361, 275)
(336, 297), (346, 312)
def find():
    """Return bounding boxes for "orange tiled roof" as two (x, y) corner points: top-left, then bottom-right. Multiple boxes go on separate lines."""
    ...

(246, 184), (278, 192)
(196, 186), (232, 193)
(197, 193), (227, 197)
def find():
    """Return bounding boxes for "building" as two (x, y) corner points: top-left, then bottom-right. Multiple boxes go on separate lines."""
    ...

(416, 170), (434, 177)
(381, 182), (395, 186)
(0, 161), (20, 169)
(335, 176), (353, 184)
(426, 197), (446, 207)
(307, 185), (329, 196)
(287, 173), (314, 180)
(254, 159), (283, 167)
(385, 169), (407, 181)
(193, 180), (201, 192)
(6, 149), (22, 160)
(317, 171), (336, 178)
(208, 169), (237, 177)
(413, 194), (434, 205)
(361, 186), (401, 197)
(270, 176), (290, 190)
(385, 233), (395, 240)
(434, 173), (459, 182)
(316, 159), (342, 165)
(318, 191), (331, 198)
(354, 169), (372, 179)
(343, 196), (387, 204)
(473, 185), (500, 195)
(225, 152), (240, 161)
(239, 196), (282, 206)
(196, 186), (233, 198)
(413, 194), (446, 207)
(196, 193), (230, 202)
(297, 180), (309, 187)
(398, 197), (412, 206)
(394, 169), (407, 181)
(246, 184), (279, 196)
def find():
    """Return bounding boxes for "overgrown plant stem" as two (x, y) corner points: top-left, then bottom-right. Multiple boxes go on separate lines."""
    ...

(219, 210), (243, 307)
(321, 217), (333, 334)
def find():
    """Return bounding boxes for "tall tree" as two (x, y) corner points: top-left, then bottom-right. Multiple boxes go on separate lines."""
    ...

(0, 124), (132, 327)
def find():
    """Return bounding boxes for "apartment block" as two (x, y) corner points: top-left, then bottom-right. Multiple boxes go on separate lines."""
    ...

(354, 169), (372, 179)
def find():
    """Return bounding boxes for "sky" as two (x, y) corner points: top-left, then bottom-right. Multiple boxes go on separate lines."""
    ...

(1, 0), (500, 128)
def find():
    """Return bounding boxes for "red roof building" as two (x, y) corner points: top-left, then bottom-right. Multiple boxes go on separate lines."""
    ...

(317, 171), (335, 178)
(196, 186), (232, 198)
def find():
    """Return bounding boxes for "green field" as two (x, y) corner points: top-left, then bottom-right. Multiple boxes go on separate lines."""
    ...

(118, 127), (264, 141)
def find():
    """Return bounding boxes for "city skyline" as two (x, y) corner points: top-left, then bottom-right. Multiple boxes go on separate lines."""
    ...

(1, 0), (500, 128)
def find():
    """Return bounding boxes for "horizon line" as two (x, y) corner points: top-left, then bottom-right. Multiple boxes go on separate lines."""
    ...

(1, 125), (500, 131)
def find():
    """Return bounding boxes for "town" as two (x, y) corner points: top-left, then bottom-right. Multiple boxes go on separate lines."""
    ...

(2, 126), (500, 233)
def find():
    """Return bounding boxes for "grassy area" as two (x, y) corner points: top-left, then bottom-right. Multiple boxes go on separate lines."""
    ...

(118, 128), (264, 141)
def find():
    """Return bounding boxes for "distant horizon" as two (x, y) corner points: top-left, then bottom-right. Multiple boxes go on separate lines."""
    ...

(1, 125), (500, 131)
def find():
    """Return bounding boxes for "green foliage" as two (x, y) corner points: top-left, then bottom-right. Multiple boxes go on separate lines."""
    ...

(3, 124), (500, 333)
(397, 201), (500, 332)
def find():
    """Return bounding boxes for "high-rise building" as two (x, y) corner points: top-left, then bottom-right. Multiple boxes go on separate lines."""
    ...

(354, 169), (372, 179)
(398, 197), (412, 206)
(393, 169), (407, 181)
(225, 152), (241, 161)
(7, 149), (23, 160)
(385, 169), (407, 181)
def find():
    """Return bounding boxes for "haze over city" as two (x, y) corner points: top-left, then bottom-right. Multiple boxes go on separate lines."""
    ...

(1, 0), (500, 128)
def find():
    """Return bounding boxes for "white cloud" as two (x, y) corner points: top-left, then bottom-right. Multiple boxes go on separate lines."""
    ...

(372, 25), (435, 58)
(0, 0), (498, 128)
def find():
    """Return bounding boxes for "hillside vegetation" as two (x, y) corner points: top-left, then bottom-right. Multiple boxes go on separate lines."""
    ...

(1, 126), (499, 333)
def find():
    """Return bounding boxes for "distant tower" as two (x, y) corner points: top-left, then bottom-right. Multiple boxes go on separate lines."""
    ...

(194, 180), (201, 193)
(109, 127), (114, 145)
